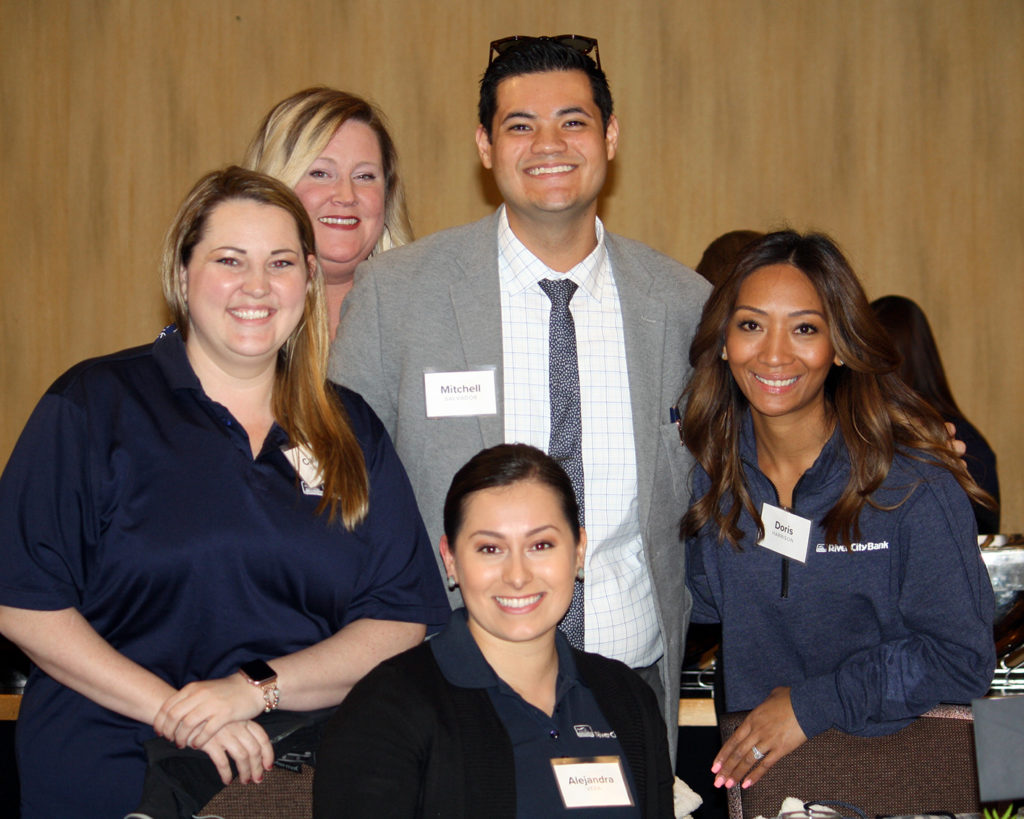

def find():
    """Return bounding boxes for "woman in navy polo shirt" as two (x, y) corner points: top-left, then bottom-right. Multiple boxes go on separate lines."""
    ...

(0, 166), (449, 817)
(313, 444), (675, 818)
(681, 231), (995, 791)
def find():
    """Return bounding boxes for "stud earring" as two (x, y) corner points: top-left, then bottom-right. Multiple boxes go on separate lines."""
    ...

(575, 567), (585, 582)
(446, 575), (458, 592)
(721, 348), (728, 361)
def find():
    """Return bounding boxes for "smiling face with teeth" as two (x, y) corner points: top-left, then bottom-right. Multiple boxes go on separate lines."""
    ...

(475, 69), (618, 242)
(440, 478), (586, 653)
(293, 119), (386, 284)
(180, 198), (312, 380)
(725, 263), (841, 430)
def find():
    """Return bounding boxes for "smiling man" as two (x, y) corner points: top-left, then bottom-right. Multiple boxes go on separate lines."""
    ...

(329, 36), (710, 755)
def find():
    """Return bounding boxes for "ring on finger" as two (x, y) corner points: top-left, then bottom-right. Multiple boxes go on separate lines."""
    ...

(752, 745), (766, 761)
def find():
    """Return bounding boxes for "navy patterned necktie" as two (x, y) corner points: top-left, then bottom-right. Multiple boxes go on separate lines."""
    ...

(538, 278), (585, 649)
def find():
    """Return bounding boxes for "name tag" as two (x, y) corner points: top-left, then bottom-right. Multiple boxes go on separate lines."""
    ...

(550, 756), (634, 809)
(282, 444), (325, 496)
(758, 503), (811, 563)
(423, 369), (497, 418)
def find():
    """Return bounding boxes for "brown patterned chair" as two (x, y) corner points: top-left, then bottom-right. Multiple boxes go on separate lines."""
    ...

(718, 704), (979, 819)
(196, 765), (313, 818)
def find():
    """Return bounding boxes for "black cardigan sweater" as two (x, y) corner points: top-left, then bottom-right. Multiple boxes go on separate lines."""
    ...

(313, 639), (673, 817)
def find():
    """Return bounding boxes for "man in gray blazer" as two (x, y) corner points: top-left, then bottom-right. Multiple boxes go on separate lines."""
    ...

(330, 36), (710, 753)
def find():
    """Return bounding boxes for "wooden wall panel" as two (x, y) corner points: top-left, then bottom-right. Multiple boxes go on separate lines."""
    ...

(2, 0), (1021, 527)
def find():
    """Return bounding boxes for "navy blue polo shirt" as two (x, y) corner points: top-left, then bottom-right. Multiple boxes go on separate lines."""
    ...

(0, 328), (450, 818)
(432, 610), (641, 817)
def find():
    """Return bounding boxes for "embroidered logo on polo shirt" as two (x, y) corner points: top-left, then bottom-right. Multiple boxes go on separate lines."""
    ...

(573, 724), (617, 739)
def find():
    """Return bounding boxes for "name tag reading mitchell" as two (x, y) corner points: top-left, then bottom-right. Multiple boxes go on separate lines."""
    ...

(423, 369), (497, 418)
(758, 502), (811, 563)
(551, 756), (634, 809)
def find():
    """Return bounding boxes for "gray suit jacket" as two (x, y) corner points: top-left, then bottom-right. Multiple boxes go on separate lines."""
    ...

(329, 212), (711, 750)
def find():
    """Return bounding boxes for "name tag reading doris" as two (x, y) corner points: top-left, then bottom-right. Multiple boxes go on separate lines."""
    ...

(550, 756), (634, 809)
(423, 369), (497, 418)
(757, 502), (811, 563)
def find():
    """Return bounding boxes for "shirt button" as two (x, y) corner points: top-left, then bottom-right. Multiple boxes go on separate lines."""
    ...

(549, 729), (559, 740)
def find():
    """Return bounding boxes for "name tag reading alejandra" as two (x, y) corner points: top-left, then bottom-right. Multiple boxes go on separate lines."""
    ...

(423, 369), (497, 418)
(550, 756), (634, 809)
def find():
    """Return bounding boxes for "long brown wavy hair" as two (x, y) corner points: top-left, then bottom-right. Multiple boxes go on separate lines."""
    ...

(161, 166), (369, 528)
(680, 230), (992, 549)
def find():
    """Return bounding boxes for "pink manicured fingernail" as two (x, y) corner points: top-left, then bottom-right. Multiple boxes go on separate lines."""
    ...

(725, 778), (735, 789)
(711, 761), (721, 773)
(714, 776), (724, 788)
(742, 779), (752, 789)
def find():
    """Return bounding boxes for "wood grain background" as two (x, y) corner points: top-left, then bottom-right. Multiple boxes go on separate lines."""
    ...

(2, 0), (1021, 527)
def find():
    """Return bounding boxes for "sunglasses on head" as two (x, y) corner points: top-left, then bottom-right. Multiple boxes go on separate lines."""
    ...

(488, 35), (601, 69)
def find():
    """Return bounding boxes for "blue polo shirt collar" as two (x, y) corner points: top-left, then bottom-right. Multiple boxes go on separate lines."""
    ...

(151, 325), (290, 455)
(431, 608), (580, 702)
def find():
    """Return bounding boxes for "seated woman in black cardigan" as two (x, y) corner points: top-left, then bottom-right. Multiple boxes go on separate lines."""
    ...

(313, 443), (675, 817)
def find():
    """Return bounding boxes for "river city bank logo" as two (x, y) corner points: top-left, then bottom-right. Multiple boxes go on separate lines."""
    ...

(816, 541), (890, 553)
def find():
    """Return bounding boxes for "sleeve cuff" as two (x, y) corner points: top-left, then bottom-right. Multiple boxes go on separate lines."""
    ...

(789, 673), (842, 739)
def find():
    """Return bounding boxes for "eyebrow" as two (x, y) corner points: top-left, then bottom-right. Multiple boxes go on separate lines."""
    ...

(733, 304), (826, 319)
(499, 106), (594, 126)
(210, 246), (299, 256)
(467, 524), (560, 539)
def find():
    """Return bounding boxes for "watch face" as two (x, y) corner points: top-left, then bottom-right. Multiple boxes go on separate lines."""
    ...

(240, 660), (277, 684)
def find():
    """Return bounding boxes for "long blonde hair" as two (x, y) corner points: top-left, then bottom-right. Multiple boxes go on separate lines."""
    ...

(161, 166), (369, 528)
(244, 87), (413, 253)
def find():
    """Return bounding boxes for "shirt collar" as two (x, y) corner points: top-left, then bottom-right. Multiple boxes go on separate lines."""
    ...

(739, 407), (849, 492)
(152, 324), (291, 454)
(152, 325), (203, 393)
(431, 608), (581, 698)
(496, 205), (609, 302)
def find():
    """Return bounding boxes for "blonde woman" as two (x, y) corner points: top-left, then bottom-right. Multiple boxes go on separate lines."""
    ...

(0, 167), (447, 817)
(244, 87), (413, 336)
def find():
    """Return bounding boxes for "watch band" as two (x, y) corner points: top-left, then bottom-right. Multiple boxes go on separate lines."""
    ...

(238, 660), (280, 713)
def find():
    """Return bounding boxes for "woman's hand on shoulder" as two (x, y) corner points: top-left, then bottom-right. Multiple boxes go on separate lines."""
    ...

(153, 673), (266, 751)
(202, 719), (275, 785)
(712, 687), (807, 790)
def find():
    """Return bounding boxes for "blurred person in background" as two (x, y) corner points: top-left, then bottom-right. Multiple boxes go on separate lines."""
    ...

(872, 294), (1000, 534)
(694, 229), (764, 288)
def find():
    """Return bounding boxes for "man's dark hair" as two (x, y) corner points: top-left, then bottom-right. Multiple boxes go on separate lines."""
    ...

(478, 38), (614, 141)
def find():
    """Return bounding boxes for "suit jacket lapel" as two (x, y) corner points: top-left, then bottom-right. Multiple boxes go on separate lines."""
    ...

(448, 213), (505, 449)
(607, 233), (667, 529)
